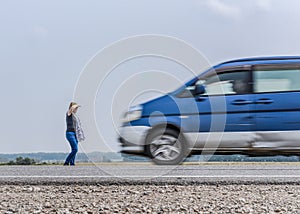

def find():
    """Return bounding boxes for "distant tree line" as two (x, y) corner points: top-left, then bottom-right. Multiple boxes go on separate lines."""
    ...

(7, 156), (36, 165)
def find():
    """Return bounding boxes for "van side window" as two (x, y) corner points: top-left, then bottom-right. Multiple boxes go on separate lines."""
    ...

(254, 68), (300, 93)
(177, 70), (250, 98)
(200, 71), (250, 95)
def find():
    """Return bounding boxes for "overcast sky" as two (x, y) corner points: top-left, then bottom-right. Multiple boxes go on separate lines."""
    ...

(1, 0), (300, 154)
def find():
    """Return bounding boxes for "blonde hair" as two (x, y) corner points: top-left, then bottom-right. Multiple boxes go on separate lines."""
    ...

(69, 102), (77, 110)
(68, 102), (79, 115)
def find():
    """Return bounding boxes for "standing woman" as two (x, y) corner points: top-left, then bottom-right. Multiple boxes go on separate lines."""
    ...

(64, 102), (85, 166)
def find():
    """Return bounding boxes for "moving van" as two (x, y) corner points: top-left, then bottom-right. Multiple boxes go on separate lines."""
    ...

(119, 56), (300, 164)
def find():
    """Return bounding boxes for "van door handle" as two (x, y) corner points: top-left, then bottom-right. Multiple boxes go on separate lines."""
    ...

(231, 100), (254, 105)
(255, 98), (274, 104)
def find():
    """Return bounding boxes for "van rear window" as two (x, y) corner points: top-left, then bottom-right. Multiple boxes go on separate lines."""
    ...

(254, 69), (300, 93)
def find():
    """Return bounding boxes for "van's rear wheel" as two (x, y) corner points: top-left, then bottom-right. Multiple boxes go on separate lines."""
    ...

(145, 128), (189, 165)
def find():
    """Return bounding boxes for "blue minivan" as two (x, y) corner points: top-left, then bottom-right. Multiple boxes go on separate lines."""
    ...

(119, 56), (300, 165)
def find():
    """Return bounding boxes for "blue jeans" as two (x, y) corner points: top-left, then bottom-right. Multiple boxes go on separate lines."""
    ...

(65, 131), (78, 165)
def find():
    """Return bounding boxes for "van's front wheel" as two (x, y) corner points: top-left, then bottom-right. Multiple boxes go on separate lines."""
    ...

(145, 128), (189, 165)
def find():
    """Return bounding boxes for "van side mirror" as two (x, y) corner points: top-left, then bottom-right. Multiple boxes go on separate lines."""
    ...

(194, 85), (206, 95)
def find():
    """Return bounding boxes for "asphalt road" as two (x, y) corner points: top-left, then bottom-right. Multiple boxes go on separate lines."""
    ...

(1, 162), (300, 185)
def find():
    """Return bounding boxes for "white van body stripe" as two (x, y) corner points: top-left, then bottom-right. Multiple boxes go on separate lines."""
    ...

(184, 131), (300, 149)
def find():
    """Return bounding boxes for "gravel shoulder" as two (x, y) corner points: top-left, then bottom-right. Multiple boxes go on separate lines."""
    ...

(2, 164), (300, 213)
(1, 184), (300, 213)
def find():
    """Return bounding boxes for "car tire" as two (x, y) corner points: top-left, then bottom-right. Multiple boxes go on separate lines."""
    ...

(145, 128), (189, 165)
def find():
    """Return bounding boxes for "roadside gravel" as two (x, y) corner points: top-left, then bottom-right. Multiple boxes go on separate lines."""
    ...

(1, 184), (300, 213)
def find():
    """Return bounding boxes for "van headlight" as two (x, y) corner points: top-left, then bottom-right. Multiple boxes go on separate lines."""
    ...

(123, 105), (143, 123)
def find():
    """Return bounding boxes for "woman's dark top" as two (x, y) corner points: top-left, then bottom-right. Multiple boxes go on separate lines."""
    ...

(66, 113), (75, 132)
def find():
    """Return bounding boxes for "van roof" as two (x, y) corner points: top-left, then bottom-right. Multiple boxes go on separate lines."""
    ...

(215, 56), (300, 68)
(172, 55), (300, 95)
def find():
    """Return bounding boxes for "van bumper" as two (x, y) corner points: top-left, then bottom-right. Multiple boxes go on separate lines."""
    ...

(118, 126), (151, 155)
